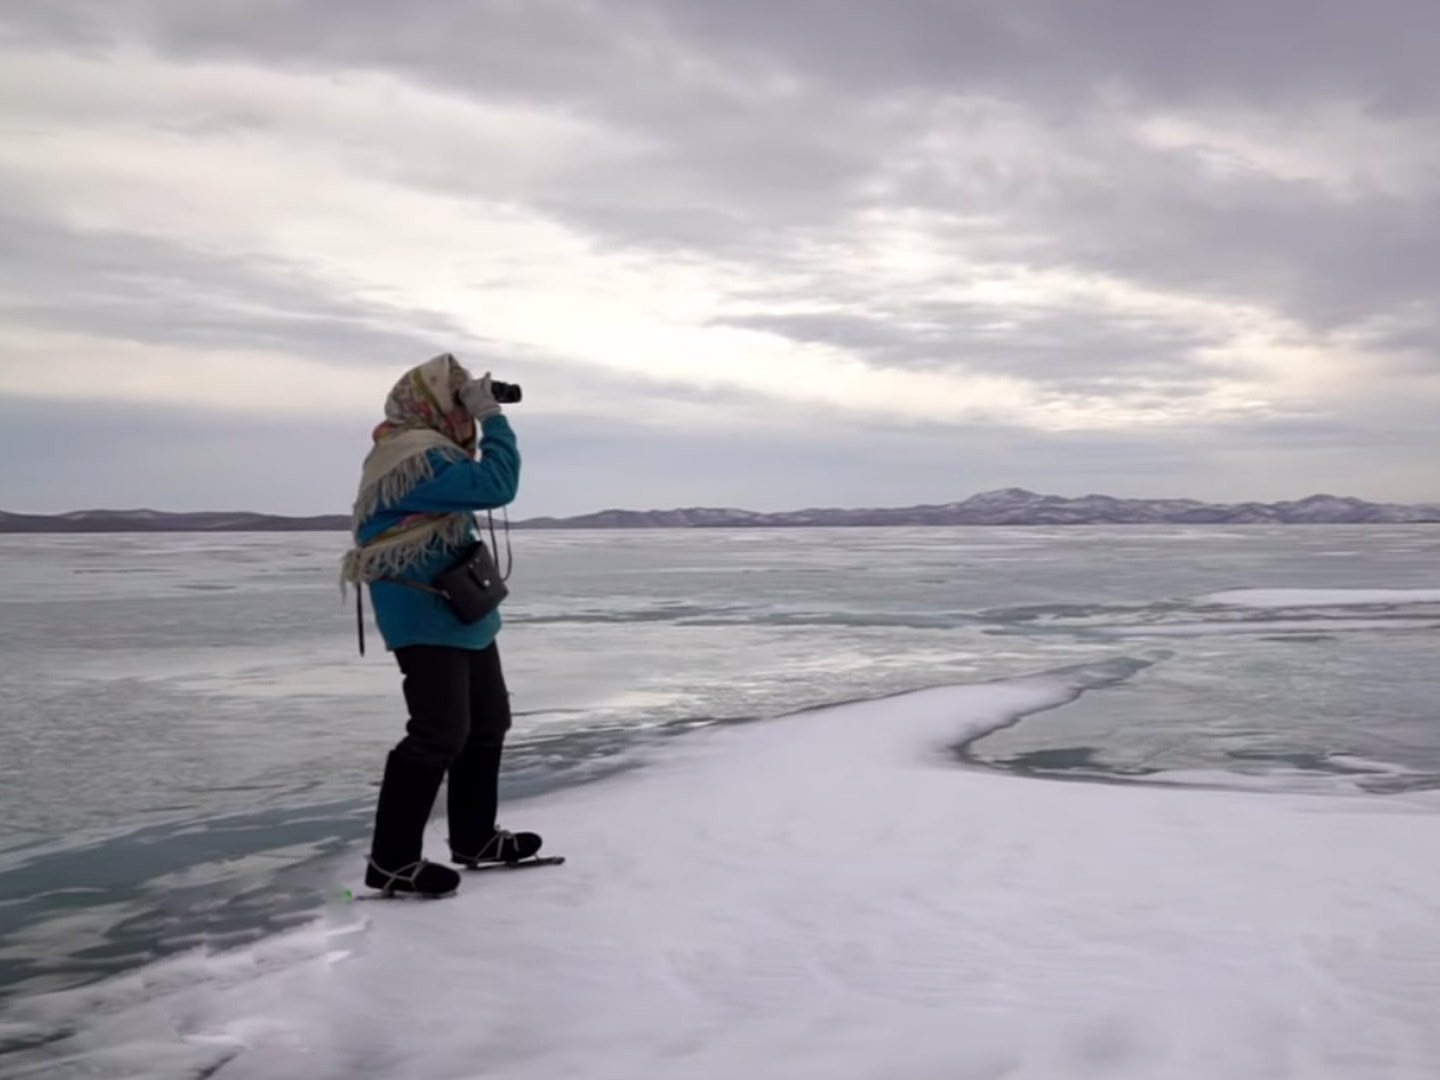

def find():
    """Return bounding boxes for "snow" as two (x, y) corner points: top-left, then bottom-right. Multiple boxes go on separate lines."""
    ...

(1200, 588), (1440, 608)
(6, 667), (1440, 1079)
(1097, 617), (1436, 638)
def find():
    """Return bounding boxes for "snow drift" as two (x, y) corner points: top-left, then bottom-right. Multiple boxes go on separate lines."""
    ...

(4, 663), (1440, 1079)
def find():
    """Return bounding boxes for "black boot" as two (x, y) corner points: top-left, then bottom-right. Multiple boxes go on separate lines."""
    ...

(452, 827), (544, 867)
(366, 751), (461, 897)
(446, 738), (504, 857)
(446, 738), (543, 865)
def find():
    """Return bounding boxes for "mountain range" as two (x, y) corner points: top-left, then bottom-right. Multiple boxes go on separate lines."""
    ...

(2, 490), (1438, 533)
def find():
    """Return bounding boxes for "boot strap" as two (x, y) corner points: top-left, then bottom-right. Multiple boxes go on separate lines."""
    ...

(367, 857), (425, 896)
(452, 829), (514, 864)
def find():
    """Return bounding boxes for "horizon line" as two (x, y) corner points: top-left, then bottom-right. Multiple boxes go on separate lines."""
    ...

(4, 487), (1439, 521)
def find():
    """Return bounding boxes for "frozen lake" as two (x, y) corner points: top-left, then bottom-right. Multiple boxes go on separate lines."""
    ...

(1, 526), (1438, 1076)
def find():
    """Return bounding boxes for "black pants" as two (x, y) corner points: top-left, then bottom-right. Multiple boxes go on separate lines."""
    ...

(371, 643), (513, 867)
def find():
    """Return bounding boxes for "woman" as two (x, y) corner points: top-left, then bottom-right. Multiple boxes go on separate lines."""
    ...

(342, 353), (539, 898)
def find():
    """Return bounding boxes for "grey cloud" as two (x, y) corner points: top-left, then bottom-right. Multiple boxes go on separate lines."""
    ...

(0, 397), (370, 515)
(12, 0), (1436, 329)
(0, 211), (477, 365)
(1354, 315), (1440, 371)
(724, 312), (930, 355)
(722, 308), (1223, 385)
(1003, 165), (1440, 332)
(24, 0), (1435, 110)
(658, 0), (1440, 111)
(5, 395), (1436, 518)
(2, 0), (1438, 508)
(89, 0), (1431, 344)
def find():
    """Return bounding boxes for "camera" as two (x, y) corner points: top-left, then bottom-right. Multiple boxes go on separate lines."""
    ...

(489, 380), (523, 404)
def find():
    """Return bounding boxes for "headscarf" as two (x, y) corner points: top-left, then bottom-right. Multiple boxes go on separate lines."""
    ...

(340, 354), (476, 587)
(370, 352), (477, 453)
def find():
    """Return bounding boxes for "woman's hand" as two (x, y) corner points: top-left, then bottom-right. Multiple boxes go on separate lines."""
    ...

(459, 373), (503, 421)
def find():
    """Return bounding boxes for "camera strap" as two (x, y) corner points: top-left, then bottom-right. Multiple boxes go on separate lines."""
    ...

(487, 508), (513, 582)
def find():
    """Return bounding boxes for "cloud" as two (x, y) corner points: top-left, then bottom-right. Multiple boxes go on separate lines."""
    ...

(5, 394), (1436, 518)
(0, 214), (470, 366)
(0, 0), (1436, 508)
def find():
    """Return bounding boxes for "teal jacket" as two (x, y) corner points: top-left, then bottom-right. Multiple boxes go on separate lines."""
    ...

(356, 415), (520, 651)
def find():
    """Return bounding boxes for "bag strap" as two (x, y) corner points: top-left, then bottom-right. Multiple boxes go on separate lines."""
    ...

(386, 577), (449, 598)
(355, 586), (366, 657)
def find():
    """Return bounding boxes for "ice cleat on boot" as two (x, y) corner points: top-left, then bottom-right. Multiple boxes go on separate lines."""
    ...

(364, 857), (461, 898)
(451, 828), (543, 868)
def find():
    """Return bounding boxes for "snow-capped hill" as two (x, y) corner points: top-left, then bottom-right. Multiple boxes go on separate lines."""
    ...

(521, 491), (1440, 527)
(2, 492), (1437, 532)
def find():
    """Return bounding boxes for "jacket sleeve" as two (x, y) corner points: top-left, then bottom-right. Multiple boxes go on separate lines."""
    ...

(390, 416), (521, 513)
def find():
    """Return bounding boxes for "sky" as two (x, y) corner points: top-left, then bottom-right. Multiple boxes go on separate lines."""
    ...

(1, 0), (1437, 517)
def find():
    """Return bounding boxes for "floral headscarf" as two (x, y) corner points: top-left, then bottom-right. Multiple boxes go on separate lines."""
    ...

(373, 353), (477, 453)
(341, 354), (479, 586)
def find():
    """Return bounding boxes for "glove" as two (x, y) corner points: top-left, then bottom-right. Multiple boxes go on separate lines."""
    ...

(458, 373), (503, 421)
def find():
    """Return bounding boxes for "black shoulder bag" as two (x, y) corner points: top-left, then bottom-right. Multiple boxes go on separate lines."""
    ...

(356, 512), (512, 655)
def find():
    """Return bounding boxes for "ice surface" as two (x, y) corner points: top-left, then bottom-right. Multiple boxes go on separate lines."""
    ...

(1096, 617), (1436, 637)
(5, 669), (1440, 1079)
(1200, 588), (1440, 608)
